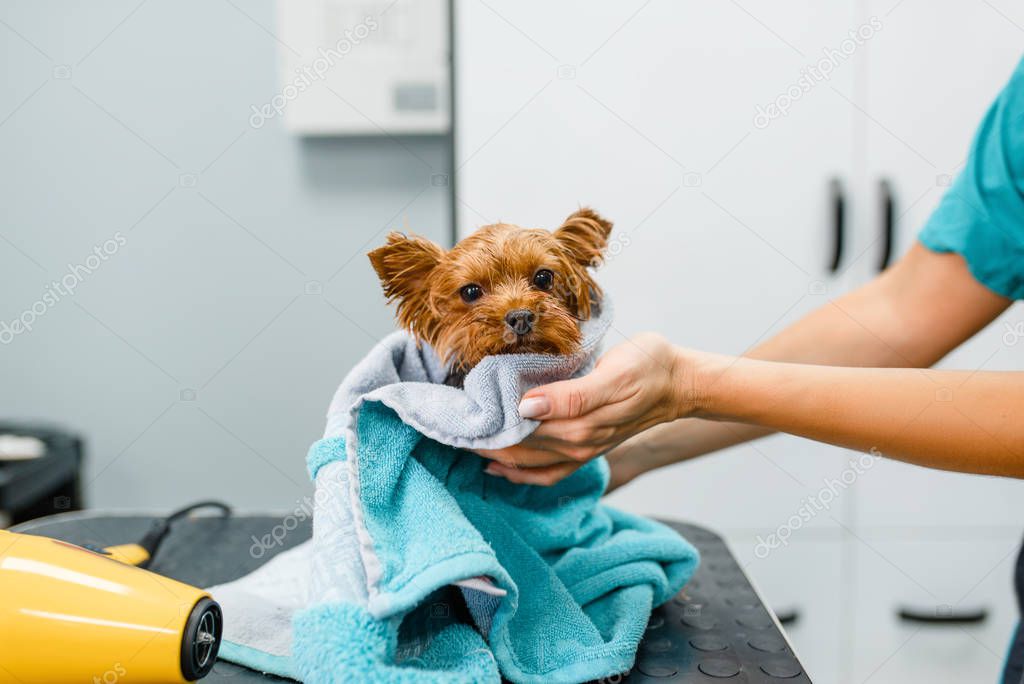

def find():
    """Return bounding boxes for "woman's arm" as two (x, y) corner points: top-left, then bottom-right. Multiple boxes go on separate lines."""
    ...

(604, 241), (1014, 487)
(480, 243), (1013, 485)
(693, 354), (1024, 477)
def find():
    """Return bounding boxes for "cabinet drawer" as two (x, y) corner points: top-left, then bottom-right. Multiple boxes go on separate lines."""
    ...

(850, 534), (1020, 684)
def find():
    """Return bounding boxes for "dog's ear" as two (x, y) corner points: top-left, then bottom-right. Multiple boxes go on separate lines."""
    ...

(554, 207), (613, 268)
(368, 232), (445, 339)
(553, 208), (612, 319)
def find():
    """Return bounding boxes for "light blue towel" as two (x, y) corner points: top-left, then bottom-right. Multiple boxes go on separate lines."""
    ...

(209, 299), (699, 683)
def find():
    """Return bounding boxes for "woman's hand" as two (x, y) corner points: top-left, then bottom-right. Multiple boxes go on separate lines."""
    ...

(477, 333), (701, 485)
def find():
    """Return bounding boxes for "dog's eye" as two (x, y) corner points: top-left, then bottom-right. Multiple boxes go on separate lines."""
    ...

(532, 269), (554, 291)
(459, 284), (483, 303)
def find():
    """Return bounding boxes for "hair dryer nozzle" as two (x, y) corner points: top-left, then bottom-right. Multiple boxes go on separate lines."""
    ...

(181, 597), (223, 681)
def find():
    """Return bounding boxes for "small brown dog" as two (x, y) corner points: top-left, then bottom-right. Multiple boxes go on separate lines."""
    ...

(368, 208), (612, 386)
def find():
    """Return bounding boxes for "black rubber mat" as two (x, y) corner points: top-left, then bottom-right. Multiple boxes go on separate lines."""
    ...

(13, 514), (811, 682)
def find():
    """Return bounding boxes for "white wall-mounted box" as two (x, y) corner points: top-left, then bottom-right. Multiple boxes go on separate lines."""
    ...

(276, 0), (449, 135)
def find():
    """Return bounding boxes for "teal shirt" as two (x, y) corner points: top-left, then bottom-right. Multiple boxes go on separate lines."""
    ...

(918, 56), (1024, 300)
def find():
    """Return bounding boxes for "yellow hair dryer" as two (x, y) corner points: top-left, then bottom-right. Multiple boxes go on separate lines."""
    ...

(0, 502), (229, 683)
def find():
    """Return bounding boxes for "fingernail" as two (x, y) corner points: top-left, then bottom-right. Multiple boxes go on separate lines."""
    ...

(484, 464), (503, 476)
(518, 396), (550, 419)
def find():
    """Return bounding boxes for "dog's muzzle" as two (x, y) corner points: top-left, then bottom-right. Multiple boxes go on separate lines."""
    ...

(504, 309), (535, 336)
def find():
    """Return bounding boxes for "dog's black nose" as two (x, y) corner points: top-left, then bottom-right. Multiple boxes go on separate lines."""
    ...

(504, 309), (535, 335)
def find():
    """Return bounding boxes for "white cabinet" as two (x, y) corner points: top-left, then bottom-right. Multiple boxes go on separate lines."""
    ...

(850, 534), (1020, 684)
(455, 0), (863, 536)
(454, 2), (1024, 681)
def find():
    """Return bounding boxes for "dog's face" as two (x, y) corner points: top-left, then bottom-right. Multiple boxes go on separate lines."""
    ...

(368, 208), (612, 374)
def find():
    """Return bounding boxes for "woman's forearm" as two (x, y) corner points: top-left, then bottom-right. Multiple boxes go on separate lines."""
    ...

(608, 275), (923, 480)
(611, 245), (1012, 479)
(614, 272), (933, 473)
(694, 355), (1024, 477)
(607, 419), (772, 487)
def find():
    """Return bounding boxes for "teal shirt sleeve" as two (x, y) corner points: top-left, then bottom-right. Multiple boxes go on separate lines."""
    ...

(918, 57), (1024, 300)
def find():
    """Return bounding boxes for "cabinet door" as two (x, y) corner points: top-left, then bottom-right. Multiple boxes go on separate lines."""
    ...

(732, 536), (846, 684)
(850, 533), (1021, 684)
(455, 0), (864, 532)
(856, 0), (1024, 529)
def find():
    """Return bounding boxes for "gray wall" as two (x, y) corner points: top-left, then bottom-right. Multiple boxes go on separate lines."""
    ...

(0, 0), (450, 510)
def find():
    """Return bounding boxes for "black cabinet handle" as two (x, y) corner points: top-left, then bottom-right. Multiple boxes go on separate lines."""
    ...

(897, 605), (988, 625)
(828, 178), (845, 273)
(878, 179), (895, 271)
(774, 607), (800, 626)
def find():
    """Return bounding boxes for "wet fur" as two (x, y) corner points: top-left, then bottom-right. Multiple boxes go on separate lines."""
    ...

(368, 208), (612, 381)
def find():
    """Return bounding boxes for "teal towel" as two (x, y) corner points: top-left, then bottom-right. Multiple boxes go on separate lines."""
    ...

(298, 411), (697, 683)
(209, 300), (699, 682)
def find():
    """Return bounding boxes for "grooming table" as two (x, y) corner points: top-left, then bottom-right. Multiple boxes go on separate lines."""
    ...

(12, 514), (812, 682)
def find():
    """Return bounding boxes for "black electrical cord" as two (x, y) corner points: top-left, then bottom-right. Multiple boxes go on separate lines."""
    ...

(136, 500), (231, 568)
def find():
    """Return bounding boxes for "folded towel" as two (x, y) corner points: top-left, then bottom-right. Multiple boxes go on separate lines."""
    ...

(208, 298), (699, 683)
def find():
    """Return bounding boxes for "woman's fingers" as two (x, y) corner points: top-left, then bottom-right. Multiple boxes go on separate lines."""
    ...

(484, 461), (583, 486)
(476, 335), (689, 486)
(525, 404), (633, 446)
(475, 443), (567, 467)
(477, 347), (667, 467)
(517, 363), (620, 420)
